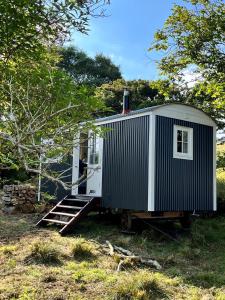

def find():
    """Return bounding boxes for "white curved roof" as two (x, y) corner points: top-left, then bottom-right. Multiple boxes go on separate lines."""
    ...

(95, 103), (216, 127)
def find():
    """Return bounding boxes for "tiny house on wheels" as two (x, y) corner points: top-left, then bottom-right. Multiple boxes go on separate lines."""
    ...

(37, 93), (217, 235)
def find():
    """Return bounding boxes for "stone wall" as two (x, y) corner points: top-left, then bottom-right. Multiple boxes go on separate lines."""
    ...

(2, 185), (36, 214)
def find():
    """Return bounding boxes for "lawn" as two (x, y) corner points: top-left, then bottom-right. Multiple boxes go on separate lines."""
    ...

(1, 213), (225, 300)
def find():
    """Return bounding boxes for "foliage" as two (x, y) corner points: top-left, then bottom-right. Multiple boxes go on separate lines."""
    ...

(150, 0), (225, 127)
(96, 78), (175, 114)
(217, 144), (225, 169)
(0, 0), (110, 61)
(59, 46), (122, 86)
(0, 0), (109, 185)
(217, 152), (225, 169)
(217, 168), (225, 201)
(0, 51), (105, 185)
(97, 77), (221, 117)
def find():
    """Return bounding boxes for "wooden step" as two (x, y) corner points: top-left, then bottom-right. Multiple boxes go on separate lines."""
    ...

(50, 212), (77, 217)
(59, 197), (99, 235)
(57, 205), (82, 210)
(42, 218), (68, 225)
(65, 198), (89, 203)
(36, 195), (100, 235)
(76, 195), (93, 200)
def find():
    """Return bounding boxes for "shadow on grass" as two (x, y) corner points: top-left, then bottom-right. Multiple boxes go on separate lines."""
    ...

(0, 213), (41, 242)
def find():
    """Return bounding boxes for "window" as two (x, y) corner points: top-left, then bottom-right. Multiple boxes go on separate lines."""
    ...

(173, 125), (193, 160)
(89, 134), (99, 164)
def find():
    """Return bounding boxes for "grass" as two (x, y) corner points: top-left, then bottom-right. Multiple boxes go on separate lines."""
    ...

(71, 238), (95, 260)
(27, 241), (61, 264)
(1, 213), (225, 299)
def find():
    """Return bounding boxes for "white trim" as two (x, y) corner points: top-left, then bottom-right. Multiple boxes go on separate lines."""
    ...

(213, 126), (217, 211)
(95, 111), (152, 126)
(95, 104), (216, 127)
(148, 114), (155, 211)
(153, 105), (215, 127)
(173, 125), (193, 160)
(71, 133), (80, 196)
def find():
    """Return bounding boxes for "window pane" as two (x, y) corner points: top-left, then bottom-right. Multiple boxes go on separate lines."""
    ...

(177, 141), (182, 153)
(89, 153), (94, 164)
(183, 131), (188, 143)
(177, 130), (182, 141)
(183, 142), (188, 153)
(89, 134), (99, 165)
(94, 153), (99, 164)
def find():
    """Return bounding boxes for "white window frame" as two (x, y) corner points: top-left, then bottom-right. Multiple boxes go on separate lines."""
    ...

(173, 125), (193, 160)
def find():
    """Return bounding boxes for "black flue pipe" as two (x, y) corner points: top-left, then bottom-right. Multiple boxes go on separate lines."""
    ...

(122, 89), (131, 114)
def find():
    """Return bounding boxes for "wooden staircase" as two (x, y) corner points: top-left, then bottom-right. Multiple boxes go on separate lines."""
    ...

(36, 195), (99, 235)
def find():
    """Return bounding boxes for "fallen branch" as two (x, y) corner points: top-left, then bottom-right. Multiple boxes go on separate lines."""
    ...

(117, 260), (125, 272)
(106, 240), (114, 256)
(105, 241), (162, 271)
(114, 245), (133, 256)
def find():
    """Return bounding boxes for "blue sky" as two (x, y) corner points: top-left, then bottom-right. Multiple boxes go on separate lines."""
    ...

(70, 0), (182, 81)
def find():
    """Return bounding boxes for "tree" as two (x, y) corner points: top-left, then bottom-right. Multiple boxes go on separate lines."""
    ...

(58, 46), (122, 86)
(150, 0), (225, 127)
(0, 1), (110, 188)
(0, 53), (105, 188)
(95, 79), (180, 114)
(0, 0), (110, 61)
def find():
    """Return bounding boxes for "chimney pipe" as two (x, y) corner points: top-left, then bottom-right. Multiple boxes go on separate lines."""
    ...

(122, 89), (131, 114)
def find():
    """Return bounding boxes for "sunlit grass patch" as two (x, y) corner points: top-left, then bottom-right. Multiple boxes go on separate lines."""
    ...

(71, 238), (95, 260)
(72, 268), (109, 283)
(0, 245), (17, 255)
(27, 240), (61, 264)
(111, 271), (168, 300)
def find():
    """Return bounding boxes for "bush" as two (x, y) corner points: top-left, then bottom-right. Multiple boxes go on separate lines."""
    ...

(71, 238), (94, 260)
(28, 241), (61, 264)
(217, 168), (225, 202)
(217, 144), (225, 169)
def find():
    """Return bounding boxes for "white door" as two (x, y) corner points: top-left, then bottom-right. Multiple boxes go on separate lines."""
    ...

(86, 132), (103, 197)
(71, 134), (80, 196)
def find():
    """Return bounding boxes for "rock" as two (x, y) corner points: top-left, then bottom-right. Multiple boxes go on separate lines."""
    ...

(20, 203), (35, 213)
(2, 196), (11, 202)
(1, 184), (37, 214)
(2, 205), (16, 214)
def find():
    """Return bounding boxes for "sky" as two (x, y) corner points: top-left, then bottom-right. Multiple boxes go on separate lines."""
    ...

(70, 0), (182, 81)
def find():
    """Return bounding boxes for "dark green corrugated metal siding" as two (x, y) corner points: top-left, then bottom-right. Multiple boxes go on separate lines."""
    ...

(155, 116), (213, 211)
(102, 116), (149, 210)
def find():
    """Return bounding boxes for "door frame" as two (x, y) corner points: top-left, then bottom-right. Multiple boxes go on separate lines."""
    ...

(86, 131), (104, 197)
(71, 131), (104, 197)
(71, 133), (80, 196)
